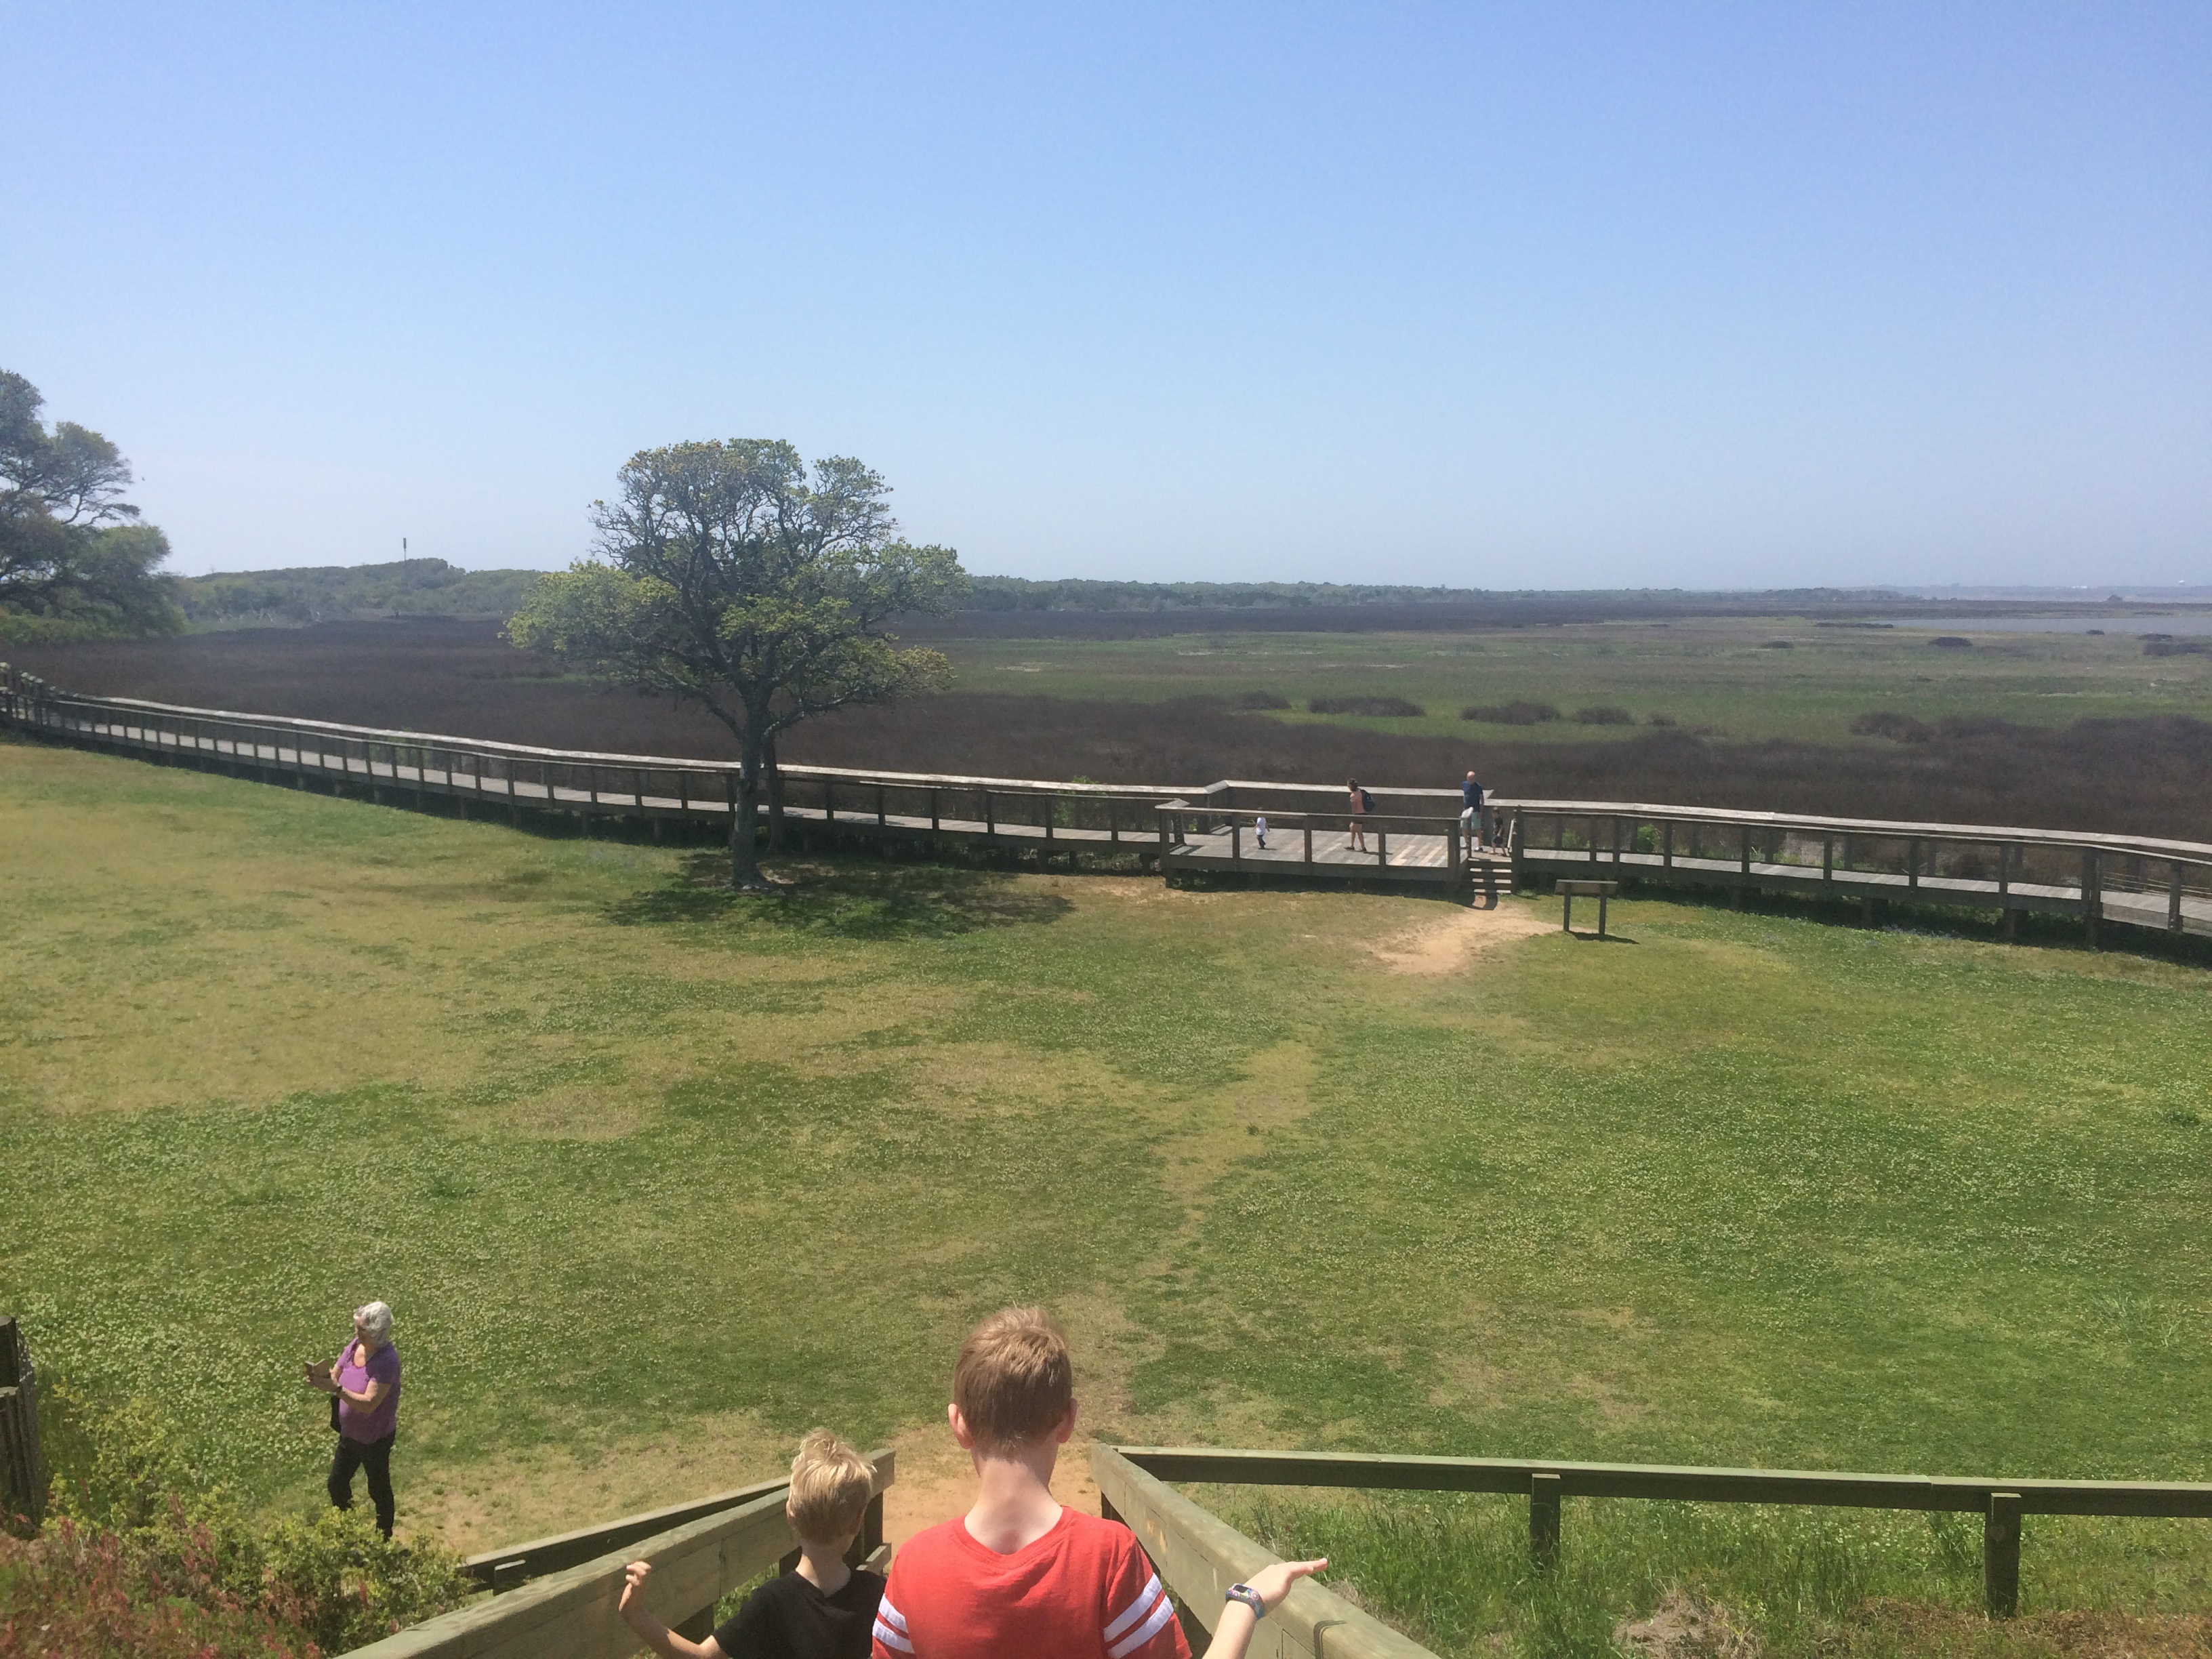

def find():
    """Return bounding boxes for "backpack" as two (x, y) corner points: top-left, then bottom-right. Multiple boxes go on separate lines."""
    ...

(1359, 788), (1375, 814)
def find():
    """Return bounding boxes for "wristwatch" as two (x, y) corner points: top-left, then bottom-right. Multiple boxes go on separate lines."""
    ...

(1224, 1584), (1267, 1619)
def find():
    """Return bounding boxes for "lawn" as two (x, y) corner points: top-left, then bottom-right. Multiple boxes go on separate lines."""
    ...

(5, 735), (2211, 1649)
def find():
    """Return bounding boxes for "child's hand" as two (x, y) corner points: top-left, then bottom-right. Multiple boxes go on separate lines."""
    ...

(619, 1560), (653, 1616)
(1245, 1557), (1328, 1613)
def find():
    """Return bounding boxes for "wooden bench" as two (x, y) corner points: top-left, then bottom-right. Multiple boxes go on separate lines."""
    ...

(1558, 879), (1620, 937)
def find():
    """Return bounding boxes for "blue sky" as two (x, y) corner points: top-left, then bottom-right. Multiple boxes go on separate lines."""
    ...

(4, 3), (2207, 586)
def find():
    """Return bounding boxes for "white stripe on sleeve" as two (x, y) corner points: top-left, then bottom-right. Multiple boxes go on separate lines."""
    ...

(1106, 1593), (1179, 1659)
(877, 1599), (909, 1633)
(874, 1616), (916, 1654)
(1103, 1573), (1164, 1641)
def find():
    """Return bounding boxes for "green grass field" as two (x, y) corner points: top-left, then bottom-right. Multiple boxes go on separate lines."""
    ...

(5, 734), (2211, 1651)
(936, 618), (2212, 745)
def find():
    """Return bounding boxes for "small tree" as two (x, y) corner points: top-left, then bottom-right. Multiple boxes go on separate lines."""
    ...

(508, 439), (966, 888)
(0, 370), (182, 638)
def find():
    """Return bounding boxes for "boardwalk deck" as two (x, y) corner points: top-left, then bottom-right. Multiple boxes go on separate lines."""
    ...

(1163, 820), (1507, 887)
(7, 666), (2209, 943)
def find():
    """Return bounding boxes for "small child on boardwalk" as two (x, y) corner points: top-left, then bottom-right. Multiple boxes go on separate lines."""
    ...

(872, 1308), (1323, 1659)
(623, 1431), (885, 1659)
(1254, 815), (1268, 849)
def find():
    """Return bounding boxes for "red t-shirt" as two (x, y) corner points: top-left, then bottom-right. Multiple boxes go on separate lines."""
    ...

(872, 1508), (1189, 1659)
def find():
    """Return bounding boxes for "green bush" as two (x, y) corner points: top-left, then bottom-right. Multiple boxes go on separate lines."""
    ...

(22, 1382), (472, 1656)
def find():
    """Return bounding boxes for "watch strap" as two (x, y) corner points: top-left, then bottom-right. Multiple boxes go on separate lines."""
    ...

(1224, 1583), (1267, 1619)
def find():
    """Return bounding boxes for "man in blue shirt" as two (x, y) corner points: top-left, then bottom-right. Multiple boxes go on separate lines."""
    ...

(1460, 771), (1484, 851)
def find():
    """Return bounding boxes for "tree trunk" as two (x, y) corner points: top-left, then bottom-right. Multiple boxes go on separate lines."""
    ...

(764, 735), (787, 851)
(730, 731), (768, 888)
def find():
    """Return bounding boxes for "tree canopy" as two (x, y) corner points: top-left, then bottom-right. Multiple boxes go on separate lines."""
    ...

(0, 371), (182, 639)
(507, 438), (966, 888)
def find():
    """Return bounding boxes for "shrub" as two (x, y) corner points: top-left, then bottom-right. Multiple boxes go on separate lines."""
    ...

(2144, 638), (2208, 657)
(1307, 695), (1425, 717)
(1572, 705), (1635, 725)
(1234, 690), (1291, 709)
(1759, 638), (1795, 649)
(1851, 712), (1932, 743)
(1644, 712), (1678, 727)
(1928, 636), (1973, 650)
(1461, 701), (1560, 724)
(26, 1384), (471, 1658)
(0, 1517), (306, 1659)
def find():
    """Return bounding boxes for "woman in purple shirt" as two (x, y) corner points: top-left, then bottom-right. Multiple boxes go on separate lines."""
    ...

(306, 1300), (402, 1536)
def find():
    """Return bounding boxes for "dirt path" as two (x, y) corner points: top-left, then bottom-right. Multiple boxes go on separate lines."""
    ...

(882, 1421), (1101, 1545)
(1368, 898), (1551, 974)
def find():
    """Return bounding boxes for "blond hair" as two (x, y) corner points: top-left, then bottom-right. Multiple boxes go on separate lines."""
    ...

(787, 1430), (874, 1545)
(953, 1307), (1073, 1452)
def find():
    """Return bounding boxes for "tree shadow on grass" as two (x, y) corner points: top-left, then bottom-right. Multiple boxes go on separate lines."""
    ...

(605, 853), (1076, 940)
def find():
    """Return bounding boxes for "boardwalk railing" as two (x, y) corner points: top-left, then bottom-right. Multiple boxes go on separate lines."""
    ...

(7, 663), (2208, 935)
(0, 666), (1191, 857)
(0, 1317), (45, 1534)
(1155, 802), (1496, 890)
(348, 1448), (893, 1659)
(1502, 800), (2212, 943)
(1103, 1444), (2212, 1624)
(1094, 1444), (1435, 1659)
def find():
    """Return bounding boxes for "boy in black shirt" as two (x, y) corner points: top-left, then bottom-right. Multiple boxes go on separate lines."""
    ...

(621, 1430), (886, 1659)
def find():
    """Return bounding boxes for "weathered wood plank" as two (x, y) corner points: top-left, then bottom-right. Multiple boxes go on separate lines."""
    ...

(1091, 1444), (1439, 1659)
(1117, 1447), (2212, 1517)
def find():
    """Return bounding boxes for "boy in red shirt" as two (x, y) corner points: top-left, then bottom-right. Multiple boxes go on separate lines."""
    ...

(872, 1309), (1322, 1659)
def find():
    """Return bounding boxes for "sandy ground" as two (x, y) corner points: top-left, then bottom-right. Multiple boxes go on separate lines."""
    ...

(405, 1414), (1100, 1557)
(1366, 897), (1551, 973)
(882, 1420), (1101, 1545)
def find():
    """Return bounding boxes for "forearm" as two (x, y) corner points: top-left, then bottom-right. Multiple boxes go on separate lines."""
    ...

(1200, 1601), (1260, 1659)
(619, 1603), (710, 1659)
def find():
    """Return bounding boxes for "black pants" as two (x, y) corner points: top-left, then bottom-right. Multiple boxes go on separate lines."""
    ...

(328, 1433), (396, 1536)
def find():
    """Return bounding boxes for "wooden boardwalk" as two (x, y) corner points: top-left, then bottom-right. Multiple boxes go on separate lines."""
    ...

(6, 665), (2209, 943)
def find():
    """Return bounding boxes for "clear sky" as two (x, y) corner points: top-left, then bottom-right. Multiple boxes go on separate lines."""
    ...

(4, 3), (2207, 587)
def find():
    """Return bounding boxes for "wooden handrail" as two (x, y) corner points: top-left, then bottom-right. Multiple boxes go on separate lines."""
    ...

(1113, 1444), (2212, 1620)
(1495, 798), (2212, 863)
(1117, 1446), (2212, 1518)
(1092, 1443), (1437, 1659)
(350, 1449), (893, 1658)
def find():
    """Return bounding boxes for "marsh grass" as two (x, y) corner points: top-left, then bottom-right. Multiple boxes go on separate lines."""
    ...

(5, 737), (2212, 1622)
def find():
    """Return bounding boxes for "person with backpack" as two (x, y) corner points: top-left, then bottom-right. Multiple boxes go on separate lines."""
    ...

(1347, 779), (1372, 853)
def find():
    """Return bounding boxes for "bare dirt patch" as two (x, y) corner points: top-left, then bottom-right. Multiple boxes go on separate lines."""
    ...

(1368, 900), (1551, 975)
(405, 1408), (788, 1555)
(1615, 1591), (1761, 1659)
(881, 1420), (1102, 1545)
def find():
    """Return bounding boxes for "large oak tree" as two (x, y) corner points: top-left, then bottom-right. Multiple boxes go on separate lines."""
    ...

(0, 371), (182, 638)
(508, 439), (966, 888)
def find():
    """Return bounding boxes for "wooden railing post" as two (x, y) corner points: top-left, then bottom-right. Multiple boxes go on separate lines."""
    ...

(1303, 816), (1313, 864)
(1984, 1491), (2022, 1617)
(0, 1315), (45, 1533)
(2170, 861), (2186, 933)
(1529, 1472), (1561, 1570)
(2083, 850), (2102, 947)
